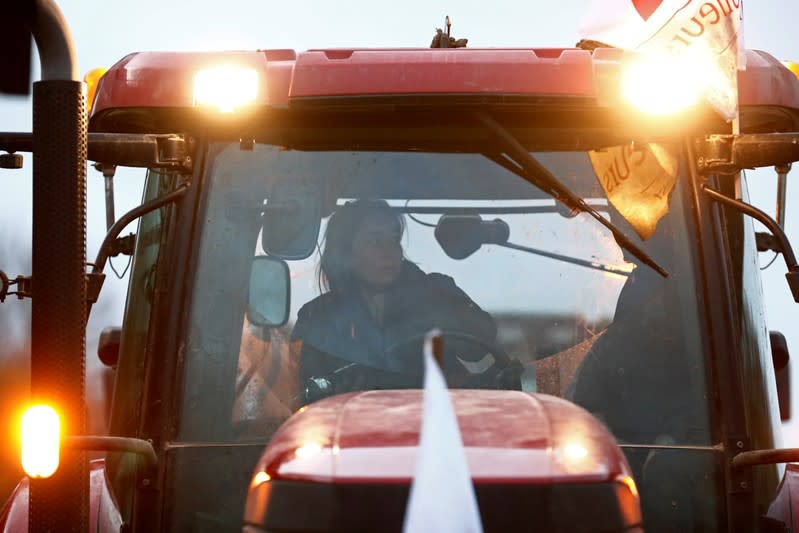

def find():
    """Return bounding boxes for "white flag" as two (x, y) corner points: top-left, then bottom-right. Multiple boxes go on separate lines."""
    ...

(403, 330), (483, 533)
(581, 0), (744, 120)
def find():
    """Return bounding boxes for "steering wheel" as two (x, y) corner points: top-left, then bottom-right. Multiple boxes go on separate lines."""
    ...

(383, 329), (523, 390)
(298, 330), (522, 406)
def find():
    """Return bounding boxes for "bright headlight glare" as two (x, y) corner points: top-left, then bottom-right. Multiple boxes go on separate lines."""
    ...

(622, 53), (710, 116)
(251, 470), (271, 487)
(562, 442), (589, 460)
(295, 442), (323, 459)
(193, 66), (258, 113)
(21, 405), (60, 479)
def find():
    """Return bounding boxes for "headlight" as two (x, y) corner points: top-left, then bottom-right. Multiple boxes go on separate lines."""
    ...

(621, 53), (710, 116)
(193, 66), (258, 113)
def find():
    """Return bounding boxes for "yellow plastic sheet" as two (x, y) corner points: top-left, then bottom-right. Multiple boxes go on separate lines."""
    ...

(589, 143), (679, 240)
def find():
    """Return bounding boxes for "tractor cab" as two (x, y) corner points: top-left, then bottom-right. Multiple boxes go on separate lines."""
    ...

(3, 41), (799, 532)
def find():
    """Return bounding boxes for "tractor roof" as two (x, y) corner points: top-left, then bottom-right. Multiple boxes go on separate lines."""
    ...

(88, 47), (799, 133)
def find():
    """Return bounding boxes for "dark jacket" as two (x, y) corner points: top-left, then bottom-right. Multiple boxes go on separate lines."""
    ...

(291, 261), (497, 392)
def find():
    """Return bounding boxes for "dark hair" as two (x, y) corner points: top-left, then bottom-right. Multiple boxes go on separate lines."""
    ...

(319, 199), (405, 292)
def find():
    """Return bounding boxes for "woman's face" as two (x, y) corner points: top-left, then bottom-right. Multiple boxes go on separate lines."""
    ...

(351, 212), (403, 288)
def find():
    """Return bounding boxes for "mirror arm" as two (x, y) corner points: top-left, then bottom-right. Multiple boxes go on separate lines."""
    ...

(776, 163), (791, 229)
(697, 133), (799, 174)
(94, 162), (117, 232)
(87, 183), (190, 315)
(703, 186), (799, 302)
(93, 183), (190, 275)
(0, 132), (193, 170)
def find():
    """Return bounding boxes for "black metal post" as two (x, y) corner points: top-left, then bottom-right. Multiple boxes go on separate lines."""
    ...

(776, 163), (791, 229)
(29, 1), (88, 532)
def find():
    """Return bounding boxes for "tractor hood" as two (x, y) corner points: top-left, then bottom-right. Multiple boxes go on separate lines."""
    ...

(253, 389), (630, 484)
(243, 390), (641, 532)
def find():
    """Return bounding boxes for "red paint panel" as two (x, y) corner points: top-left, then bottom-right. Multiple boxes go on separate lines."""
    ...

(253, 390), (630, 485)
(289, 49), (595, 98)
(767, 463), (799, 531)
(738, 50), (799, 109)
(632, 0), (664, 21)
(0, 478), (28, 533)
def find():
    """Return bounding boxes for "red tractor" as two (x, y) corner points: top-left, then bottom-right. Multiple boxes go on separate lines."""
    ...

(3, 19), (799, 533)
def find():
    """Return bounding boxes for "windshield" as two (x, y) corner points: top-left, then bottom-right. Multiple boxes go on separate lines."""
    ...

(170, 129), (717, 531)
(182, 139), (711, 444)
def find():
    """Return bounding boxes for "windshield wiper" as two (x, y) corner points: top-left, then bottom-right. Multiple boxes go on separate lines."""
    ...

(475, 111), (668, 278)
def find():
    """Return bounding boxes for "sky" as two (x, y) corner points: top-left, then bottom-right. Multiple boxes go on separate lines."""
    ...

(0, 0), (798, 440)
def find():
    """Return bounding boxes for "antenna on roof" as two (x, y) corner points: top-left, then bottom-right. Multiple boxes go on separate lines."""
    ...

(430, 15), (468, 49)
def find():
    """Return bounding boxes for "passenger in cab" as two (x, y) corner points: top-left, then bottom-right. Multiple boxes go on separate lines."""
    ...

(566, 214), (710, 447)
(291, 199), (499, 398)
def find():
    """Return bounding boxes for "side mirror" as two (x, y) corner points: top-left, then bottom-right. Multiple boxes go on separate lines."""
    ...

(261, 180), (321, 260)
(98, 326), (121, 367)
(247, 257), (290, 327)
(771, 331), (791, 421)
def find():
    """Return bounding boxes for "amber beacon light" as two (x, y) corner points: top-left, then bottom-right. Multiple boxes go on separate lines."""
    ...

(21, 405), (61, 479)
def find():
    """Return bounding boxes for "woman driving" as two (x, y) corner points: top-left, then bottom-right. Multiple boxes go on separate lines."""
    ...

(291, 199), (500, 400)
